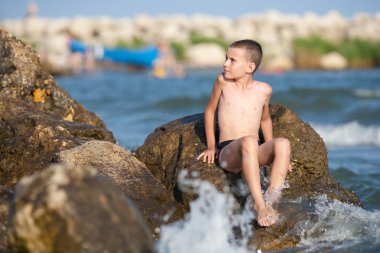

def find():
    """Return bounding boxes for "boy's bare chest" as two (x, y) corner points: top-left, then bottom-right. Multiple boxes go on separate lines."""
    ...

(220, 87), (265, 112)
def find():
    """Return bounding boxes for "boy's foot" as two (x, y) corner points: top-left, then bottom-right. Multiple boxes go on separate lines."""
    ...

(264, 187), (283, 208)
(256, 206), (278, 227)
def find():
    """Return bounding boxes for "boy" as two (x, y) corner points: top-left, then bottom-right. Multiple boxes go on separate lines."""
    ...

(197, 39), (292, 227)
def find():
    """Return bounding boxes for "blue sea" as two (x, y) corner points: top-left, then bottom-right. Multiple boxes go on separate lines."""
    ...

(57, 68), (380, 253)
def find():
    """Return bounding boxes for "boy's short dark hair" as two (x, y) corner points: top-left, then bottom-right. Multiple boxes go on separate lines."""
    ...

(229, 39), (262, 73)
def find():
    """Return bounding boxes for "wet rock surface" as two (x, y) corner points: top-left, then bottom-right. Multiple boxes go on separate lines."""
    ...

(8, 165), (154, 253)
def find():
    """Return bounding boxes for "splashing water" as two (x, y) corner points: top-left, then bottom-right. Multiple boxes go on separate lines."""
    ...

(156, 171), (380, 253)
(264, 186), (284, 208)
(296, 196), (380, 252)
(156, 170), (256, 253)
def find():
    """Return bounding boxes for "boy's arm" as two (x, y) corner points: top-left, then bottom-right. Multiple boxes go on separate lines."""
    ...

(260, 86), (273, 142)
(197, 74), (223, 163)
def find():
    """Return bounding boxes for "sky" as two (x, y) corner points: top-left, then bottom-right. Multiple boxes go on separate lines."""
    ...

(0, 0), (380, 19)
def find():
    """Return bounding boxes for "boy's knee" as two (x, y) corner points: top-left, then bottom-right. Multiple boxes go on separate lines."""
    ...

(241, 136), (258, 154)
(275, 138), (291, 153)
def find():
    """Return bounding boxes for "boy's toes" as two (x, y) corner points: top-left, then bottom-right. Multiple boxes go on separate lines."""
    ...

(257, 213), (277, 227)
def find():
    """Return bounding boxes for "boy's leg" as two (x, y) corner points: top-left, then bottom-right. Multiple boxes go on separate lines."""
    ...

(218, 136), (275, 226)
(258, 137), (291, 211)
(258, 137), (291, 189)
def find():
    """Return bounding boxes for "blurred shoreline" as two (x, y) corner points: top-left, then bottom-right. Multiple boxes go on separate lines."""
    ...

(1, 10), (380, 74)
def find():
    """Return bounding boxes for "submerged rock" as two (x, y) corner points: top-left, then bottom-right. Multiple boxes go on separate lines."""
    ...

(54, 140), (185, 235)
(135, 104), (361, 250)
(8, 165), (154, 253)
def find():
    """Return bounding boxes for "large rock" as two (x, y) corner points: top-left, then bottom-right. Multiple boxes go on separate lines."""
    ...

(0, 28), (110, 127)
(54, 140), (185, 235)
(136, 113), (239, 210)
(135, 104), (361, 250)
(8, 165), (154, 253)
(0, 95), (114, 189)
(0, 28), (115, 189)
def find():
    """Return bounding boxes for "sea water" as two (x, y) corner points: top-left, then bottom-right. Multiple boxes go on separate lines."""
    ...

(57, 68), (380, 252)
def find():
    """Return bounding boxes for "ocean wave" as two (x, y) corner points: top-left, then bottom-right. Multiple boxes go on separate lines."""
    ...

(312, 121), (380, 147)
(354, 89), (380, 98)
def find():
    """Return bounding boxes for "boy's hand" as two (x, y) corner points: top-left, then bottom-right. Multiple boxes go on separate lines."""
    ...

(197, 148), (217, 164)
(288, 163), (293, 172)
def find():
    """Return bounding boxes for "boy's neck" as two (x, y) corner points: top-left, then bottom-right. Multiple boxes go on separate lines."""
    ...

(235, 74), (254, 88)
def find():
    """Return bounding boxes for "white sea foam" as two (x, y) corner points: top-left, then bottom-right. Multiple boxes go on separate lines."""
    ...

(156, 170), (255, 253)
(312, 121), (380, 147)
(297, 196), (380, 252)
(354, 89), (380, 98)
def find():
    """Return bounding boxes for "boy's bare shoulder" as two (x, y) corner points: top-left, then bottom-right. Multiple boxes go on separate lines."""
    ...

(217, 73), (233, 83)
(216, 73), (225, 83)
(254, 80), (272, 95)
(216, 73), (234, 88)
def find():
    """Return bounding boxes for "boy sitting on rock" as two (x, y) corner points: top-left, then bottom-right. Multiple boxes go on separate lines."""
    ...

(197, 39), (292, 227)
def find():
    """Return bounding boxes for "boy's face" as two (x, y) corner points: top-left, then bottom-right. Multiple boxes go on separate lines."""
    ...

(223, 47), (255, 79)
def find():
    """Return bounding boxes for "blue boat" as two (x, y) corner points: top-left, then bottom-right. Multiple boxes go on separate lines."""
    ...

(69, 39), (159, 68)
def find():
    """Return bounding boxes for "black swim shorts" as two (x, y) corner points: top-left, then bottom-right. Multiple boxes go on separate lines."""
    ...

(217, 140), (234, 152)
(217, 139), (262, 153)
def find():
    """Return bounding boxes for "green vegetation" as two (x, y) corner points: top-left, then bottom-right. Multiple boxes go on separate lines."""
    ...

(170, 42), (187, 61)
(189, 33), (230, 50)
(338, 39), (380, 67)
(293, 36), (380, 68)
(293, 36), (336, 55)
(115, 37), (147, 49)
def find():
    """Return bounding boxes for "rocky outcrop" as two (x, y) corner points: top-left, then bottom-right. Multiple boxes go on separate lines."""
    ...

(54, 140), (185, 235)
(0, 28), (111, 127)
(135, 104), (361, 249)
(0, 94), (115, 189)
(0, 28), (115, 189)
(8, 165), (154, 253)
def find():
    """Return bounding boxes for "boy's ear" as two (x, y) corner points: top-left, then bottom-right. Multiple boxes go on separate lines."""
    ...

(247, 62), (256, 74)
